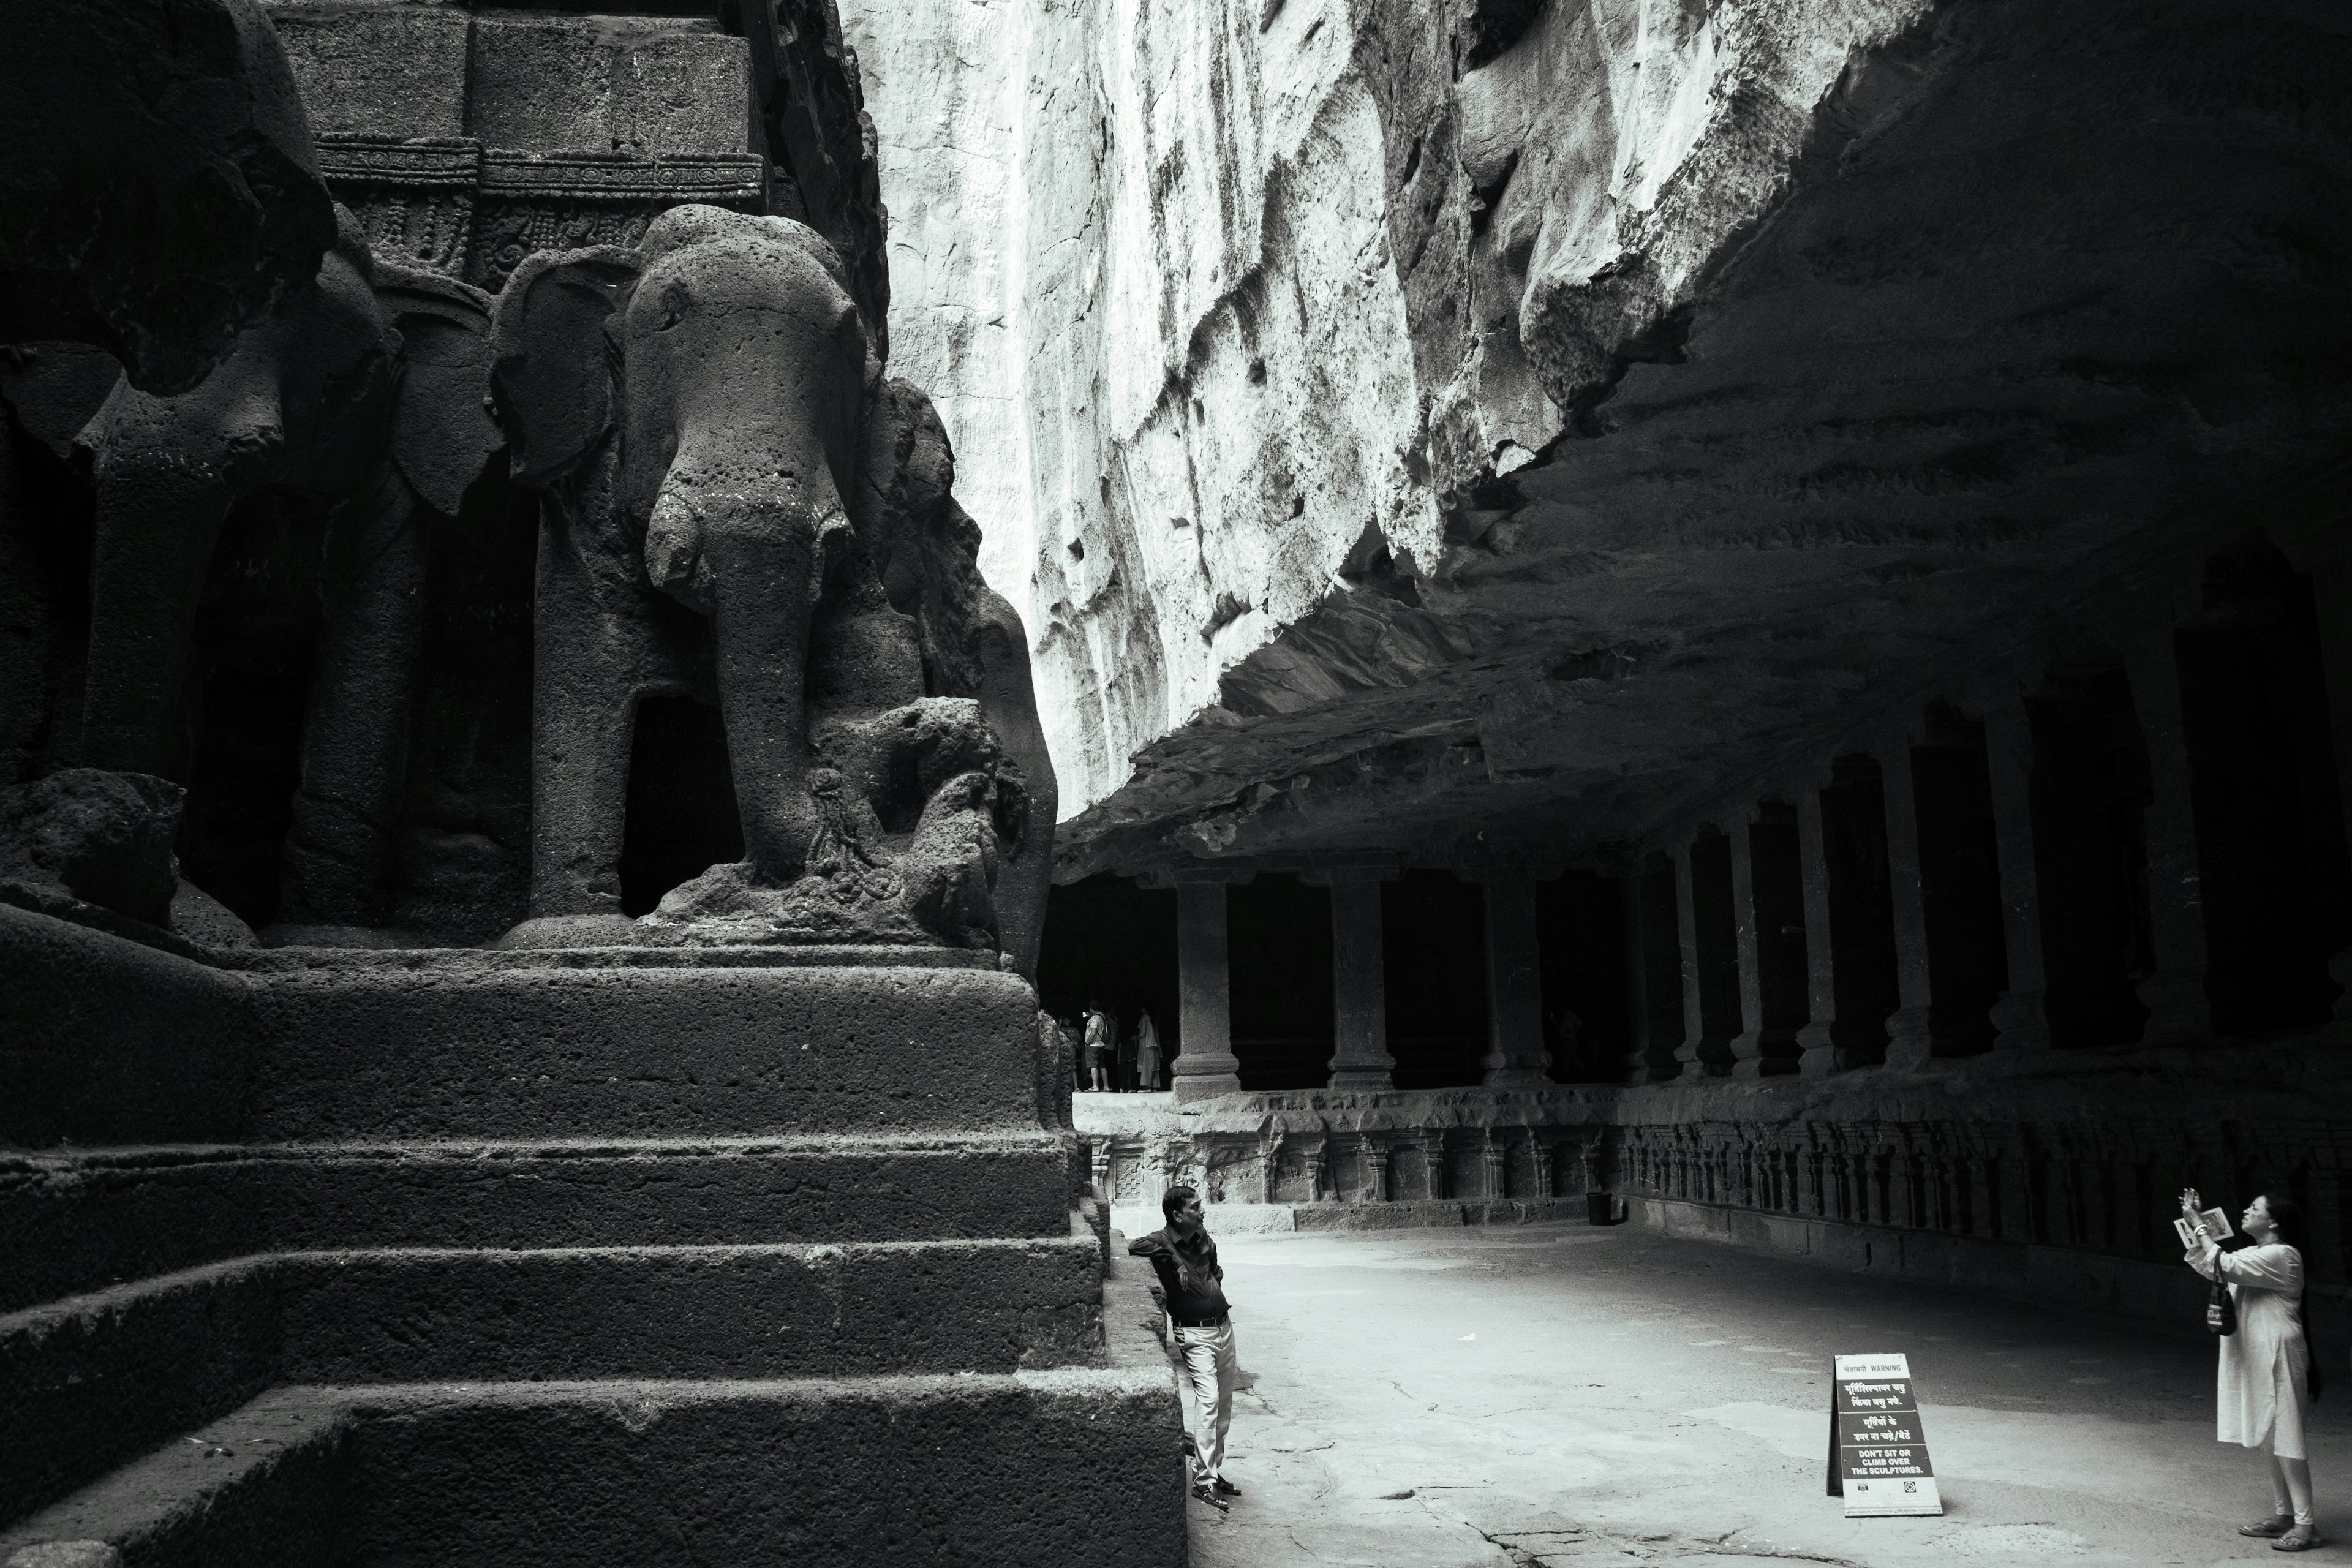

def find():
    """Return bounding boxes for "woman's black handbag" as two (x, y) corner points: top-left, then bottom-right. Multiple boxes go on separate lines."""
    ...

(2207, 1272), (2237, 1337)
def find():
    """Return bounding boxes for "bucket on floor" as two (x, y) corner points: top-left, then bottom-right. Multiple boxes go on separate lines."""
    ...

(1586, 1193), (1628, 1226)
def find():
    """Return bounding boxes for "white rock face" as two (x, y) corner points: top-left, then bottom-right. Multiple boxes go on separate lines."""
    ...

(848, 0), (2225, 854)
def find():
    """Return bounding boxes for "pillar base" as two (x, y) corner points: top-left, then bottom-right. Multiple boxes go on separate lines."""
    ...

(1170, 1055), (1242, 1102)
(1480, 1066), (1551, 1088)
(1795, 1019), (1885, 1076)
(1326, 1065), (1395, 1093)
(2135, 968), (2211, 1041)
(1885, 1006), (1994, 1069)
(1727, 1028), (1800, 1077)
(1989, 989), (2050, 1051)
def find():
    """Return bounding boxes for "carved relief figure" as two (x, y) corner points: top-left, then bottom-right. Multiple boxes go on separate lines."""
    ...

(486, 203), (1053, 960)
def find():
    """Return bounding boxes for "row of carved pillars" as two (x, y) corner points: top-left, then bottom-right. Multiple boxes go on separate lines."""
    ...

(1091, 1132), (1604, 1205)
(1612, 1119), (2352, 1284)
(1146, 865), (1552, 1102)
(1626, 543), (2352, 1078)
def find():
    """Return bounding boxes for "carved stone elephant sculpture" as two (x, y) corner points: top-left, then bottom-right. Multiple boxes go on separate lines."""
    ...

(486, 203), (1055, 963)
(66, 208), (502, 930)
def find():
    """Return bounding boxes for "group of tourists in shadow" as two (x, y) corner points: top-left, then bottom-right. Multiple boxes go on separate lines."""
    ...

(1067, 1003), (1164, 1093)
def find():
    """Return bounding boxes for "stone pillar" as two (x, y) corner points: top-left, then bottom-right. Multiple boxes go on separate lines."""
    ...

(1363, 1140), (1392, 1203)
(1795, 784), (1847, 1075)
(1308, 869), (1397, 1090)
(1422, 1132), (1449, 1199)
(1981, 699), (2053, 1050)
(1880, 735), (1939, 1069)
(1089, 1139), (1111, 1201)
(1482, 1133), (1509, 1200)
(1728, 804), (1804, 1077)
(2307, 552), (2352, 1030)
(1170, 875), (1242, 1100)
(1531, 1140), (1555, 1200)
(1672, 842), (1708, 1074)
(1477, 873), (1552, 1085)
(2123, 620), (2213, 1039)
(1729, 807), (1770, 1075)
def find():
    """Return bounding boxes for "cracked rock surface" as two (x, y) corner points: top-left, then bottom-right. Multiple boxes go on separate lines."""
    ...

(845, 0), (2352, 874)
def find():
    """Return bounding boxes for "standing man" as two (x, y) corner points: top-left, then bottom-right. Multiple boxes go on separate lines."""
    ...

(1084, 1003), (1113, 1092)
(1128, 1185), (1242, 1508)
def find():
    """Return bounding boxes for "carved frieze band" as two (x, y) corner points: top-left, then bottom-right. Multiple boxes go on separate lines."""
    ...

(315, 135), (765, 290)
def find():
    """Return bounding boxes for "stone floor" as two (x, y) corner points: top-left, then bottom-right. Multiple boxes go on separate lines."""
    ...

(1182, 1223), (2346, 1567)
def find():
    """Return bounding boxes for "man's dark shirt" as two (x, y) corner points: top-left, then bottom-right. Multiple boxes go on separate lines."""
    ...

(1127, 1225), (1230, 1324)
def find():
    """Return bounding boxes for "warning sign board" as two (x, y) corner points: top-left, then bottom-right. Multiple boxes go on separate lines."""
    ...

(1826, 1352), (1942, 1517)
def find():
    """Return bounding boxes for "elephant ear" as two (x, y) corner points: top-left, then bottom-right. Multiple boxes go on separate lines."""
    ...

(487, 246), (641, 490)
(371, 258), (502, 517)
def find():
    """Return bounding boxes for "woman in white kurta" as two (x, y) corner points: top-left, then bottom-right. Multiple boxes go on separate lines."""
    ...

(2181, 1188), (2320, 1551)
(1135, 1010), (1162, 1093)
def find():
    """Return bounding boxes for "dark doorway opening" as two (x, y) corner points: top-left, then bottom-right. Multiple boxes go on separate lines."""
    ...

(1909, 702), (2007, 1055)
(1744, 802), (1807, 1073)
(179, 490), (327, 927)
(1817, 755), (1900, 1068)
(1036, 873), (1180, 1076)
(1632, 851), (1684, 1080)
(1383, 869), (1488, 1090)
(618, 695), (743, 916)
(2027, 653), (2155, 1046)
(1535, 869), (1630, 1082)
(1229, 873), (1333, 1090)
(2176, 534), (2352, 1033)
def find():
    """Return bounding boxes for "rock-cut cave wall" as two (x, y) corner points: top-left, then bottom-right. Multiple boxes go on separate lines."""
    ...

(842, 0), (1939, 823)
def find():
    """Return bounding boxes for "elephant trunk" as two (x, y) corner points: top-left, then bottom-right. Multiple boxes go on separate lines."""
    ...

(646, 453), (848, 884)
(78, 361), (287, 778)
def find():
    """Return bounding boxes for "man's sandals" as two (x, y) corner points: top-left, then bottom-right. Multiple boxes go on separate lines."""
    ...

(1189, 1480), (1229, 1513)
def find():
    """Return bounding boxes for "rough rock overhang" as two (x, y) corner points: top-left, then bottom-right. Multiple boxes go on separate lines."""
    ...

(1054, 0), (2352, 881)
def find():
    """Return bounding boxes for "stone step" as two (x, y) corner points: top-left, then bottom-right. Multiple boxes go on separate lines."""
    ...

(1, 1132), (1080, 1313)
(4, 904), (1058, 1147)
(1, 1234), (1101, 1525)
(1, 1253), (1181, 1563)
(0, 1370), (1183, 1567)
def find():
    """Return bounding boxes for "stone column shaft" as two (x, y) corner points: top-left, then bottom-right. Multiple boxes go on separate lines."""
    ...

(1879, 737), (1939, 1068)
(1326, 876), (1396, 1090)
(1672, 843), (1707, 1073)
(1728, 810), (1770, 1074)
(1171, 879), (1242, 1101)
(1479, 874), (1551, 1085)
(2123, 622), (2213, 1038)
(1795, 784), (1842, 1075)
(1981, 700), (2053, 1049)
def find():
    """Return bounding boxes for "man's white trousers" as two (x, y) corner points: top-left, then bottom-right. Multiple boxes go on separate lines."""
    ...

(1172, 1319), (1237, 1481)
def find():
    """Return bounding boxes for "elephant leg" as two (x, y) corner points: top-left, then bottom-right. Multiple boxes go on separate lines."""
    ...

(80, 455), (237, 778)
(703, 513), (823, 884)
(527, 507), (641, 920)
(279, 463), (431, 926)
